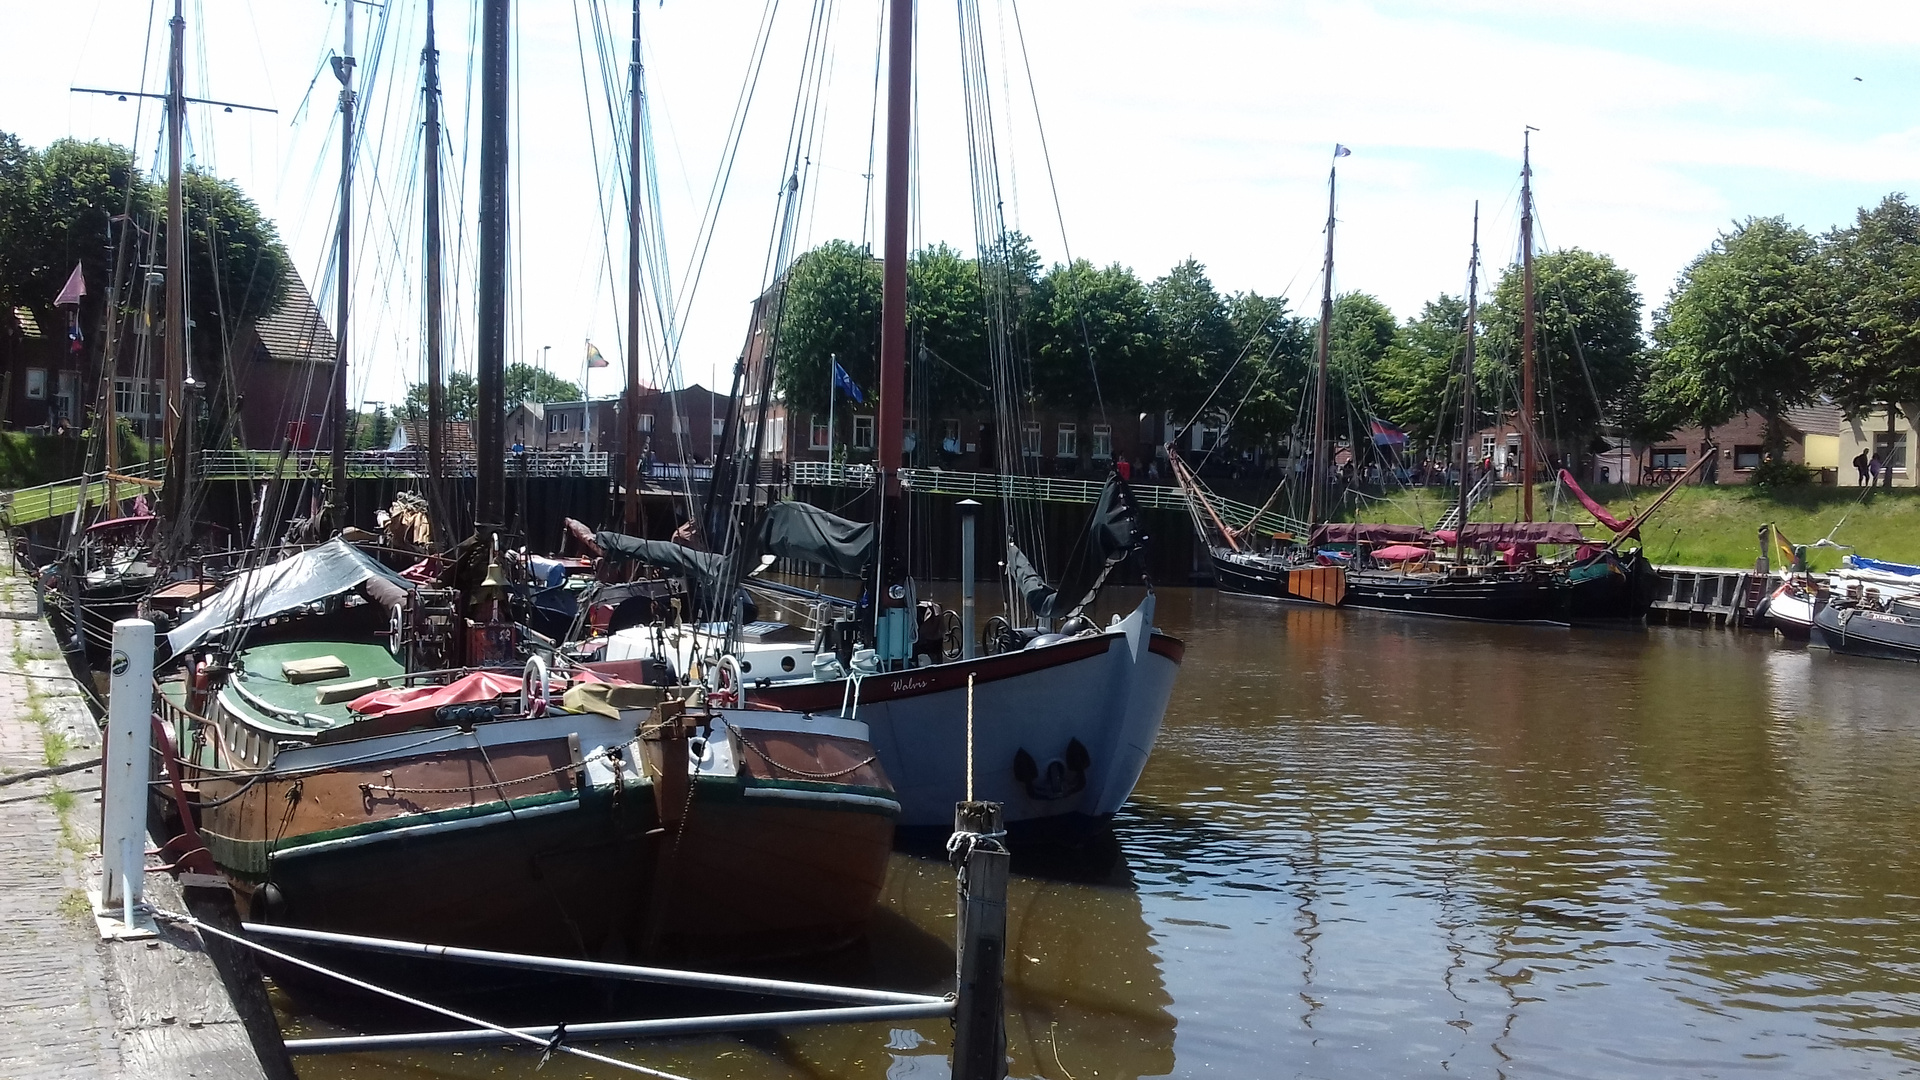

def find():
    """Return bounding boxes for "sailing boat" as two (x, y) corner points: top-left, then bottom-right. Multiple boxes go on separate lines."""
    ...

(591, 0), (1182, 833)
(150, 0), (898, 967)
(1192, 142), (1658, 625)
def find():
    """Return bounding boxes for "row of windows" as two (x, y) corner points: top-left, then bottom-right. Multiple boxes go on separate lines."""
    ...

(806, 416), (1115, 458)
(1647, 438), (1912, 474)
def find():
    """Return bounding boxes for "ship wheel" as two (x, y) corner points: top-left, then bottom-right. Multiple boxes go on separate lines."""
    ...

(981, 615), (1016, 656)
(940, 609), (963, 660)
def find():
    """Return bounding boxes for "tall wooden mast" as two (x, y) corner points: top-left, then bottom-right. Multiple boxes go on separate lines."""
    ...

(476, 0), (510, 531)
(874, 0), (911, 598)
(329, 0), (357, 522)
(1459, 203), (1479, 552)
(422, 0), (447, 532)
(1519, 128), (1537, 522)
(622, 0), (644, 531)
(158, 0), (188, 530)
(1306, 157), (1337, 525)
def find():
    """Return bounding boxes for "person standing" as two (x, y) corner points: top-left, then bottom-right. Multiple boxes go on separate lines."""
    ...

(1854, 450), (1871, 485)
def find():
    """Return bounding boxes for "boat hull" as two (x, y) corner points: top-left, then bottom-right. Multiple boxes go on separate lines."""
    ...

(1809, 603), (1920, 662)
(1762, 585), (1817, 640)
(753, 597), (1181, 830)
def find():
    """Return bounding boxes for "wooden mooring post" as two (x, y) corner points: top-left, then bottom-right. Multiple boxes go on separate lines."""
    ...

(951, 800), (1008, 1080)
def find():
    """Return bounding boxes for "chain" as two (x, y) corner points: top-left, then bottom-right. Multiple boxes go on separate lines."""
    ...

(726, 721), (879, 782)
(359, 742), (628, 798)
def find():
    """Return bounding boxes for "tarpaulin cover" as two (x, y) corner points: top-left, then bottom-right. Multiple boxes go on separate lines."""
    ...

(1310, 522), (1431, 546)
(167, 538), (416, 656)
(1008, 473), (1146, 619)
(595, 531), (728, 589)
(758, 500), (875, 576)
(349, 668), (619, 721)
(1558, 469), (1629, 532)
(1371, 544), (1432, 561)
(1846, 555), (1920, 577)
(1456, 522), (1588, 545)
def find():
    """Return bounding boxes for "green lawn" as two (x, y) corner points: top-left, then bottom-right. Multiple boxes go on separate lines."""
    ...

(1346, 482), (1920, 571)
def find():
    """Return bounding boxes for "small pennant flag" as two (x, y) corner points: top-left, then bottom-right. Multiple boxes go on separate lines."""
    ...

(832, 359), (864, 404)
(55, 262), (86, 308)
(585, 341), (609, 368)
(1333, 144), (1352, 158)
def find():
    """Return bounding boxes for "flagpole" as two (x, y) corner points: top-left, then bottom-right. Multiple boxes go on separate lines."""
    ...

(827, 352), (836, 468)
(581, 340), (590, 449)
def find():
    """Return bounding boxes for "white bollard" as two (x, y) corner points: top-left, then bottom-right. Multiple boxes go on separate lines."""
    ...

(100, 618), (155, 916)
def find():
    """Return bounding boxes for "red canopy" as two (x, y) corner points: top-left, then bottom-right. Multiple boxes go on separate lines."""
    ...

(349, 668), (618, 720)
(1372, 544), (1432, 562)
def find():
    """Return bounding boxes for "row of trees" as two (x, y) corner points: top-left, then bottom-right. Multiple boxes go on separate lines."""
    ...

(768, 193), (1920, 470)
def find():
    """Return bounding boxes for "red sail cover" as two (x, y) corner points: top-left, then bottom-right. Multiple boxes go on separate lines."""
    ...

(1310, 522), (1432, 546)
(1558, 469), (1629, 533)
(1456, 522), (1589, 545)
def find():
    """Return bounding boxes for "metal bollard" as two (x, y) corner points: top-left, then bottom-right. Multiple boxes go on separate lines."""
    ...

(101, 618), (155, 917)
(959, 500), (979, 659)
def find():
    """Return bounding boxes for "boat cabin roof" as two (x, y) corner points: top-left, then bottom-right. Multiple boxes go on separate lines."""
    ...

(216, 640), (406, 733)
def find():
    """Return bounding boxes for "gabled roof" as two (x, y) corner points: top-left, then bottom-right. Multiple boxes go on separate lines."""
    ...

(393, 418), (476, 455)
(1784, 401), (1842, 437)
(252, 274), (335, 365)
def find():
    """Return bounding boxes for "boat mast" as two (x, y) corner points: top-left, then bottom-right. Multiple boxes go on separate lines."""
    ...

(476, 0), (510, 532)
(158, 0), (188, 532)
(622, 0), (643, 532)
(329, 0), (357, 526)
(1519, 128), (1537, 522)
(422, 0), (447, 535)
(1307, 156), (1337, 525)
(1459, 202), (1479, 554)
(875, 0), (911, 598)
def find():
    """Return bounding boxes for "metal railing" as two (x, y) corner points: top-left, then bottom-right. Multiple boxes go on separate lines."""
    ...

(0, 460), (165, 527)
(1436, 471), (1500, 532)
(788, 460), (1310, 537)
(194, 449), (611, 481)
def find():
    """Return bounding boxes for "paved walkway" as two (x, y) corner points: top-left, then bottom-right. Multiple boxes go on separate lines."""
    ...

(0, 567), (270, 1079)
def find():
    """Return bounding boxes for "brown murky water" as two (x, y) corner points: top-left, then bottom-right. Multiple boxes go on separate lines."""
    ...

(287, 587), (1920, 1078)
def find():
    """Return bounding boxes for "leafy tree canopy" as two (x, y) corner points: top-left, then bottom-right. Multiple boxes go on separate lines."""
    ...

(1483, 248), (1644, 449)
(1813, 194), (1920, 425)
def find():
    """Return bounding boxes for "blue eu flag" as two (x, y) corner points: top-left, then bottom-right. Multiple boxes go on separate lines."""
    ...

(832, 360), (865, 404)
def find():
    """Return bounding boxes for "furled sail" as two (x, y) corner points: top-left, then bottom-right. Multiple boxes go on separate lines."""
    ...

(757, 500), (876, 576)
(1008, 473), (1147, 620)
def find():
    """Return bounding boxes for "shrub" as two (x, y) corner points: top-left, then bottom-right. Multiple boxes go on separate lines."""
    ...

(1750, 457), (1814, 490)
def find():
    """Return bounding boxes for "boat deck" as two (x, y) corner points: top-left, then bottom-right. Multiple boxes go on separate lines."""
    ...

(217, 641), (404, 732)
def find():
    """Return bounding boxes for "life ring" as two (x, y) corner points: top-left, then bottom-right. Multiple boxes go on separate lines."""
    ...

(521, 655), (550, 717)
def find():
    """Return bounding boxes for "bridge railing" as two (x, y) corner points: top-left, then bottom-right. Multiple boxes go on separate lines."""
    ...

(194, 449), (611, 480)
(0, 460), (166, 527)
(788, 460), (1310, 537)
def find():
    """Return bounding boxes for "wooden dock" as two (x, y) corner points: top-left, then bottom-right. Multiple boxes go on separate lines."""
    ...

(0, 567), (287, 1079)
(1649, 564), (1775, 628)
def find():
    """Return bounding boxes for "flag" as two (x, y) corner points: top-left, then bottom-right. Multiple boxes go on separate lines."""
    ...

(832, 359), (864, 404)
(54, 262), (86, 308)
(1775, 525), (1797, 566)
(1369, 418), (1407, 447)
(1333, 144), (1352, 158)
(585, 341), (609, 368)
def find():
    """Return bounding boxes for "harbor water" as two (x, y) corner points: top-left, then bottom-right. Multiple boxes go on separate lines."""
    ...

(287, 586), (1920, 1078)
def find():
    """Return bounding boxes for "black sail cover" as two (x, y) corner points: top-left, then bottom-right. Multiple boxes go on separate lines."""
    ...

(758, 500), (876, 576)
(1009, 472), (1147, 620)
(594, 531), (729, 590)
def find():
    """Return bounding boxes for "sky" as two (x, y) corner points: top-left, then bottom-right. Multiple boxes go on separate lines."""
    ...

(5, 0), (1920, 413)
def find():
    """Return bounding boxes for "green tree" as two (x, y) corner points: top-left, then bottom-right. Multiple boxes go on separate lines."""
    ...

(1373, 294), (1468, 448)
(907, 243), (989, 411)
(771, 240), (883, 415)
(400, 370), (478, 421)
(1029, 258), (1158, 414)
(1327, 291), (1397, 438)
(502, 362), (580, 406)
(1649, 216), (1820, 457)
(1146, 259), (1234, 420)
(1814, 194), (1920, 486)
(1216, 291), (1311, 447)
(1483, 248), (1644, 456)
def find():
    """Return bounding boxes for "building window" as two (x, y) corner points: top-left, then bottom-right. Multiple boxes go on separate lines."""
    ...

(25, 368), (45, 400)
(548, 411), (567, 433)
(852, 415), (875, 449)
(1734, 445), (1762, 471)
(1479, 435), (1495, 461)
(54, 373), (76, 422)
(942, 419), (961, 453)
(1651, 447), (1687, 471)
(671, 413), (686, 434)
(1873, 432), (1909, 473)
(1057, 423), (1077, 457)
(769, 416), (785, 454)
(810, 415), (829, 449)
(712, 418), (726, 441)
(1091, 424), (1113, 460)
(1021, 421), (1041, 456)
(639, 413), (655, 433)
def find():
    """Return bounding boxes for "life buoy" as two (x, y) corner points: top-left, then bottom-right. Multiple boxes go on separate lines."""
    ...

(521, 655), (550, 717)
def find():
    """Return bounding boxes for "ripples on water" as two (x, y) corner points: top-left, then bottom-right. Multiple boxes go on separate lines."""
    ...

(288, 588), (1920, 1079)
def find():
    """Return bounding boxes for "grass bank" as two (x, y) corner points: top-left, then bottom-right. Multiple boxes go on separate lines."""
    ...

(1342, 483), (1920, 571)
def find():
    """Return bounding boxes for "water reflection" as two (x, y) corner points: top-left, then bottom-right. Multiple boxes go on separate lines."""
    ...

(285, 587), (1920, 1078)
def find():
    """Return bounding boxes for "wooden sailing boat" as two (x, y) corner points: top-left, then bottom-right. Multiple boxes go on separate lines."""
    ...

(591, 0), (1183, 834)
(151, 0), (898, 971)
(1194, 141), (1658, 624)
